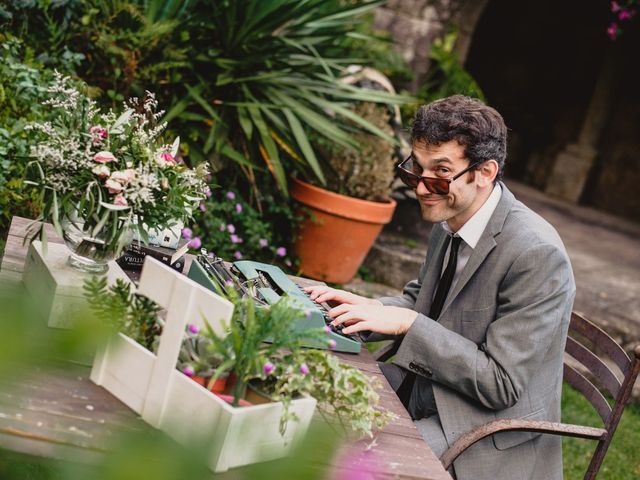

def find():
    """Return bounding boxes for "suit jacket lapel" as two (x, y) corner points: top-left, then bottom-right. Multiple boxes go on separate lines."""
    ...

(439, 183), (515, 317)
(414, 226), (449, 314)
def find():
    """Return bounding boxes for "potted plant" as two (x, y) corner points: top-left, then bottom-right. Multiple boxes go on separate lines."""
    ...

(291, 67), (405, 283)
(24, 72), (209, 273)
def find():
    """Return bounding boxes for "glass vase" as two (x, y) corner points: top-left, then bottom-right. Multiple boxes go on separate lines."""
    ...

(60, 214), (132, 274)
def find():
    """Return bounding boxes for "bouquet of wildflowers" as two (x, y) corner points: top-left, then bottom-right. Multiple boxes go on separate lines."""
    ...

(25, 72), (209, 262)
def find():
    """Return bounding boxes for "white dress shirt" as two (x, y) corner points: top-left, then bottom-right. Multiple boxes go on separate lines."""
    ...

(439, 184), (502, 295)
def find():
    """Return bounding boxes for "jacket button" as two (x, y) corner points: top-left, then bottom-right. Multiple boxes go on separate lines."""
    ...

(425, 368), (433, 377)
(409, 362), (418, 371)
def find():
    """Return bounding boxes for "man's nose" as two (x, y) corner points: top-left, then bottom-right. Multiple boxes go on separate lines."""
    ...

(415, 178), (429, 195)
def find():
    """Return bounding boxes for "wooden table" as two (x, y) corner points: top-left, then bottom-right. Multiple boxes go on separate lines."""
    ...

(0, 216), (452, 480)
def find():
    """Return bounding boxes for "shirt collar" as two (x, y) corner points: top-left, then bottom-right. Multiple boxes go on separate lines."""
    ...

(441, 183), (502, 249)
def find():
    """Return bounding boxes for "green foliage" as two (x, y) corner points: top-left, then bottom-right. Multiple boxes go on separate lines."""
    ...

(403, 28), (485, 121)
(201, 290), (324, 408)
(271, 349), (395, 439)
(164, 0), (410, 194)
(562, 382), (640, 479)
(83, 277), (162, 349)
(191, 186), (300, 270)
(0, 36), (51, 227)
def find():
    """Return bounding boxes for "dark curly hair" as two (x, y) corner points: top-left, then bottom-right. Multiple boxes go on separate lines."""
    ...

(411, 95), (507, 180)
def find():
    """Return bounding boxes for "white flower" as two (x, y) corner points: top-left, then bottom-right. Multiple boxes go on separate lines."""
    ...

(113, 194), (128, 206)
(92, 165), (110, 178)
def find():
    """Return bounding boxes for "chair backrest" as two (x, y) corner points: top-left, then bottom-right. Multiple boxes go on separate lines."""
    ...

(563, 311), (640, 480)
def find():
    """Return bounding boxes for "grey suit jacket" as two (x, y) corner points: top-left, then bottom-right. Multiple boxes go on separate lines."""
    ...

(375, 184), (575, 480)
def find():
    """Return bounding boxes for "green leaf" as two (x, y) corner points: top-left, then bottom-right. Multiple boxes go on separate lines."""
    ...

(248, 106), (287, 193)
(282, 108), (325, 184)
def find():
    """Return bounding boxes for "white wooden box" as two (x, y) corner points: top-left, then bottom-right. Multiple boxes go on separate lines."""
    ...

(90, 257), (316, 472)
(22, 241), (131, 328)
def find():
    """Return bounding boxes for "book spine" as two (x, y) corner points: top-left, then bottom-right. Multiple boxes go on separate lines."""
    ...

(117, 251), (185, 273)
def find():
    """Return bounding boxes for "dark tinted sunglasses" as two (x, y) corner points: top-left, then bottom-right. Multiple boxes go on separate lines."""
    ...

(396, 156), (483, 195)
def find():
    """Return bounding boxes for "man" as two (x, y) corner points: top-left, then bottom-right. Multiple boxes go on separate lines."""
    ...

(305, 95), (575, 480)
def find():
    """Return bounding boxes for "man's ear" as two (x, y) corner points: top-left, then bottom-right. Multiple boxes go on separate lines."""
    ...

(477, 160), (499, 187)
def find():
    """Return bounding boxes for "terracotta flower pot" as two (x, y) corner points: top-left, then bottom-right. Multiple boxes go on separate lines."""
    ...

(192, 374), (229, 394)
(291, 177), (396, 284)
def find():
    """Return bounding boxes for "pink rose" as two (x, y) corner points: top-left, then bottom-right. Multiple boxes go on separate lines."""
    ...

(91, 165), (110, 178)
(89, 126), (108, 145)
(94, 151), (116, 163)
(113, 194), (128, 206)
(105, 179), (123, 194)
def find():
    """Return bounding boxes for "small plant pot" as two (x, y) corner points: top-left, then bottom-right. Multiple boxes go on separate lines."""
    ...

(245, 381), (274, 405)
(192, 374), (228, 394)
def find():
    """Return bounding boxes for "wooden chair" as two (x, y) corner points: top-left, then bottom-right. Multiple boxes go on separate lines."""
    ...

(436, 312), (640, 479)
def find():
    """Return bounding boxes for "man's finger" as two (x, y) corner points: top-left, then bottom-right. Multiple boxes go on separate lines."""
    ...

(342, 321), (371, 335)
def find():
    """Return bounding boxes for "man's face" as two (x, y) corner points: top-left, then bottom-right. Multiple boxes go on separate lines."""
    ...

(411, 140), (480, 231)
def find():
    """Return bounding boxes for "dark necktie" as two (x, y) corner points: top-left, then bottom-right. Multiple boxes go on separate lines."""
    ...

(396, 235), (463, 413)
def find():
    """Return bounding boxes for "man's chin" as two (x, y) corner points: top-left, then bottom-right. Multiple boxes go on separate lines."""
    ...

(419, 206), (448, 224)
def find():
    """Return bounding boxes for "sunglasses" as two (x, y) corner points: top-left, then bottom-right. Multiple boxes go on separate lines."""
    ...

(396, 156), (483, 195)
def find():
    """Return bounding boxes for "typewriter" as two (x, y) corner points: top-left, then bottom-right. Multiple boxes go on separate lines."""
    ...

(187, 251), (361, 354)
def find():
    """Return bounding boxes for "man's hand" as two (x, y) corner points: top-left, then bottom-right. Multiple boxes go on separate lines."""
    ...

(329, 303), (418, 336)
(304, 285), (381, 306)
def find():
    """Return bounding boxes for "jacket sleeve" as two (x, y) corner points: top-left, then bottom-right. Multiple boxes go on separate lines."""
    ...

(393, 242), (575, 410)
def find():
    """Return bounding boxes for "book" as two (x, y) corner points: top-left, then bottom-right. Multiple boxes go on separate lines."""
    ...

(117, 240), (189, 273)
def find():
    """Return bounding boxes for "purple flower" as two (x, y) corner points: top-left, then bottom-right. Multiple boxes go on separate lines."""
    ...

(607, 21), (619, 40)
(199, 203), (207, 212)
(285, 259), (292, 267)
(233, 251), (243, 260)
(611, 1), (621, 13)
(324, 325), (332, 334)
(188, 237), (202, 249)
(259, 238), (268, 248)
(328, 339), (337, 350)
(219, 223), (226, 232)
(299, 363), (309, 375)
(183, 366), (195, 377)
(188, 324), (199, 334)
(204, 186), (212, 198)
(226, 191), (236, 200)
(235, 203), (242, 213)
(181, 227), (193, 240)
(276, 247), (286, 257)
(263, 362), (275, 375)
(227, 224), (235, 234)
(225, 279), (234, 287)
(230, 234), (243, 244)
(619, 9), (633, 20)
(208, 252), (215, 258)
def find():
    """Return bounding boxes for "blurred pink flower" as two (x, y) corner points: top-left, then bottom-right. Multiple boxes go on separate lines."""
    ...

(182, 227), (193, 240)
(94, 151), (116, 163)
(199, 203), (207, 212)
(235, 203), (242, 213)
(230, 234), (242, 244)
(619, 9), (634, 20)
(299, 363), (309, 375)
(188, 324), (199, 334)
(276, 247), (286, 257)
(182, 366), (195, 377)
(607, 22), (618, 40)
(227, 224), (236, 234)
(91, 165), (110, 178)
(233, 251), (242, 259)
(611, 1), (621, 13)
(259, 238), (268, 248)
(105, 179), (123, 194)
(188, 237), (202, 249)
(226, 191), (236, 200)
(159, 152), (176, 164)
(113, 193), (128, 206)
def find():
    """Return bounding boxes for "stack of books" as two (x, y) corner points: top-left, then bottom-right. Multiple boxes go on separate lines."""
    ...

(117, 239), (189, 273)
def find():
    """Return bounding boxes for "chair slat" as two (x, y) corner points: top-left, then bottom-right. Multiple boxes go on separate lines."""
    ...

(570, 312), (630, 375)
(563, 363), (611, 424)
(565, 336), (621, 398)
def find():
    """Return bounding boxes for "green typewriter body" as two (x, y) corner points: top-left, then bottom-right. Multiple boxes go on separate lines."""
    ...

(187, 253), (361, 354)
